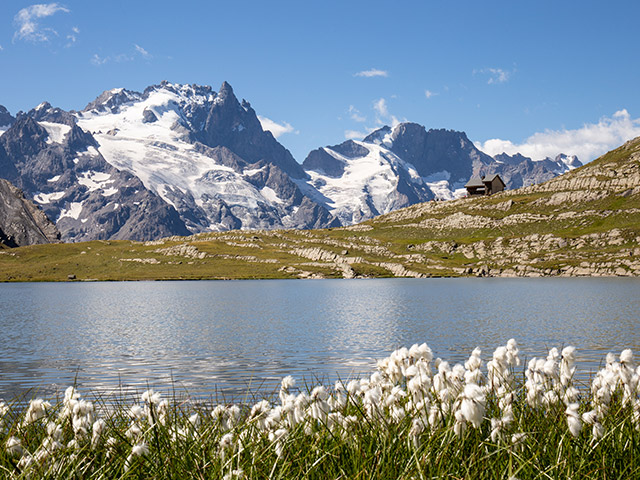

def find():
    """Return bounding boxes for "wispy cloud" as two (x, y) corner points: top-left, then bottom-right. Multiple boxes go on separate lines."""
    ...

(373, 98), (388, 117)
(425, 90), (438, 99)
(65, 25), (79, 46)
(354, 68), (389, 78)
(13, 3), (70, 43)
(90, 44), (152, 66)
(0, 45), (4, 51)
(348, 105), (366, 123)
(134, 44), (150, 57)
(474, 67), (512, 85)
(476, 109), (640, 162)
(90, 53), (108, 66)
(373, 98), (401, 127)
(258, 116), (297, 138)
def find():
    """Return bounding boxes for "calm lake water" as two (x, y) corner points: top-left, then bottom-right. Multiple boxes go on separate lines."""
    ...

(1, 278), (639, 401)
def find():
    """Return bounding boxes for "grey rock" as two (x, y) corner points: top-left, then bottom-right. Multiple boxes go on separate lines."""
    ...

(142, 108), (158, 124)
(0, 178), (60, 247)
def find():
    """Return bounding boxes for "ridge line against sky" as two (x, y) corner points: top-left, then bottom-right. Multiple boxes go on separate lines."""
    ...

(1, 1), (639, 163)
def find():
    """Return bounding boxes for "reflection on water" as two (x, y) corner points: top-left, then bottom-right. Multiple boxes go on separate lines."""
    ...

(0, 278), (639, 400)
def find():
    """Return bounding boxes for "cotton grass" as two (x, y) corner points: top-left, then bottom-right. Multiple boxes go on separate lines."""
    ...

(2, 340), (640, 478)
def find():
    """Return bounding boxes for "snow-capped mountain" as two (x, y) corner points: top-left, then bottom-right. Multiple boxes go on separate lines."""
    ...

(301, 123), (582, 224)
(76, 81), (335, 233)
(483, 152), (582, 189)
(0, 81), (582, 242)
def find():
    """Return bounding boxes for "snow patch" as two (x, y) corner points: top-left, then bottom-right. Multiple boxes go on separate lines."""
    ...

(102, 187), (119, 197)
(40, 122), (71, 144)
(47, 175), (61, 183)
(34, 191), (65, 204)
(260, 186), (282, 204)
(59, 202), (83, 220)
(243, 167), (266, 176)
(78, 171), (114, 192)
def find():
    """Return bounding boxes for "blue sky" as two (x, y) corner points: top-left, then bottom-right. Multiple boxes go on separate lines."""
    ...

(1, 0), (639, 163)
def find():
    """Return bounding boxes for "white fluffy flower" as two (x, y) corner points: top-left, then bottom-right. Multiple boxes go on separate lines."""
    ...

(565, 403), (582, 437)
(6, 436), (23, 456)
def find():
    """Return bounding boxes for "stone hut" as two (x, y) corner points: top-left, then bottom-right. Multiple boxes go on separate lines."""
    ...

(465, 174), (506, 196)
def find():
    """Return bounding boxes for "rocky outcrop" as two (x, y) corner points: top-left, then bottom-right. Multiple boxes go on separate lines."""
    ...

(0, 178), (60, 247)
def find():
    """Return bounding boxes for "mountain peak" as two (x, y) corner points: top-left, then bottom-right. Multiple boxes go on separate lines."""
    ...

(27, 102), (76, 126)
(219, 81), (235, 99)
(82, 88), (142, 113)
(0, 105), (15, 128)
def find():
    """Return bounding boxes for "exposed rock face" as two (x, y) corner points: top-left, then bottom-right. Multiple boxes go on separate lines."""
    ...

(0, 178), (60, 247)
(197, 82), (306, 179)
(366, 124), (494, 183)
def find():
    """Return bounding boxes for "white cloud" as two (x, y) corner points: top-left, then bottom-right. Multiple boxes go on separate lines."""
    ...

(425, 90), (437, 99)
(476, 110), (640, 162)
(134, 44), (150, 57)
(90, 44), (151, 66)
(354, 68), (389, 78)
(373, 98), (388, 118)
(344, 130), (368, 140)
(13, 3), (70, 43)
(258, 116), (297, 138)
(0, 45), (3, 51)
(475, 67), (511, 85)
(348, 105), (366, 123)
(373, 98), (401, 127)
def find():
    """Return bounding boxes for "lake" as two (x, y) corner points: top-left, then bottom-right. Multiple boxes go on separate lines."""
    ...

(1, 278), (639, 402)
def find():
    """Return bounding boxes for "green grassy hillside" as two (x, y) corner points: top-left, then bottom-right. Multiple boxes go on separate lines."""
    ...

(2, 137), (640, 281)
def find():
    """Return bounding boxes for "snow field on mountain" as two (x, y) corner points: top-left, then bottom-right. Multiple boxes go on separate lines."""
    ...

(306, 143), (404, 224)
(306, 139), (467, 223)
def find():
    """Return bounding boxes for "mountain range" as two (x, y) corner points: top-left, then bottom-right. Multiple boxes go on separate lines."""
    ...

(0, 81), (582, 243)
(1, 133), (637, 281)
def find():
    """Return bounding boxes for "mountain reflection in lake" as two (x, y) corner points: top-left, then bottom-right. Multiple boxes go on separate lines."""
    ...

(0, 278), (639, 401)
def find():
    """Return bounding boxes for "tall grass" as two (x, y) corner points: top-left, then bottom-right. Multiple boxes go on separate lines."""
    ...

(2, 340), (640, 479)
